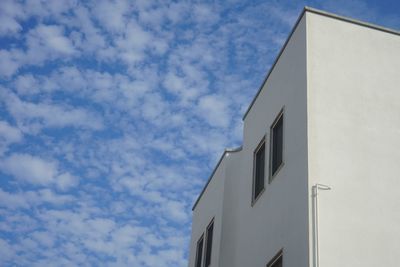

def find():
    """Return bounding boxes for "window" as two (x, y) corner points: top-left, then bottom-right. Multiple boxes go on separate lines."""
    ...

(204, 220), (214, 266)
(253, 138), (265, 202)
(267, 251), (283, 267)
(270, 111), (284, 180)
(194, 218), (214, 267)
(195, 235), (204, 267)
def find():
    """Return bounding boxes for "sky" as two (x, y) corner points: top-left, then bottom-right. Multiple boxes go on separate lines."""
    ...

(0, 0), (398, 266)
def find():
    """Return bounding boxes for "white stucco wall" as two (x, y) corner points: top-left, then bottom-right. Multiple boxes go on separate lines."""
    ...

(233, 14), (309, 267)
(188, 155), (227, 267)
(189, 9), (400, 267)
(219, 149), (242, 267)
(307, 12), (400, 267)
(190, 14), (309, 267)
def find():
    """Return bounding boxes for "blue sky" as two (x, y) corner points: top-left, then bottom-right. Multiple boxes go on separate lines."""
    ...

(0, 0), (398, 266)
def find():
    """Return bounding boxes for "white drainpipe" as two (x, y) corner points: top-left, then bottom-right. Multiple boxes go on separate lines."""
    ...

(312, 183), (331, 267)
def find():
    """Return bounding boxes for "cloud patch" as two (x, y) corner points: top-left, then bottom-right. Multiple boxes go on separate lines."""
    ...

(28, 24), (76, 55)
(197, 94), (231, 128)
(0, 153), (78, 190)
(1, 91), (104, 132)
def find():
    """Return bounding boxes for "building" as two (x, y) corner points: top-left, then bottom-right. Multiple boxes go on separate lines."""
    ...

(188, 7), (400, 267)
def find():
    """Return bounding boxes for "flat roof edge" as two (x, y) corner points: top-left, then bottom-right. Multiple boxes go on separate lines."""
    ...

(242, 7), (307, 121)
(242, 6), (400, 121)
(192, 146), (242, 211)
(304, 7), (400, 37)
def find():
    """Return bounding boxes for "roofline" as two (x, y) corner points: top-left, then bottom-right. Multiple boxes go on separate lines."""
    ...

(305, 7), (400, 36)
(192, 6), (400, 212)
(242, 6), (400, 121)
(241, 7), (307, 121)
(192, 146), (242, 211)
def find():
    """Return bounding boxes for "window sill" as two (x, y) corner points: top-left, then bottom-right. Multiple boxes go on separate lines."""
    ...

(251, 187), (265, 207)
(269, 162), (284, 184)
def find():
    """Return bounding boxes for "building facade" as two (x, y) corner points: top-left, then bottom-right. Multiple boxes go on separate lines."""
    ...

(188, 7), (400, 267)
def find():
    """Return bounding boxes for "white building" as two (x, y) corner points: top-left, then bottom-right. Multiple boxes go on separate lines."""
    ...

(188, 7), (400, 267)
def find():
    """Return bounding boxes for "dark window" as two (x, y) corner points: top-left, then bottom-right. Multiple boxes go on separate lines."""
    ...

(267, 252), (283, 267)
(195, 235), (204, 267)
(204, 221), (214, 266)
(270, 112), (283, 179)
(253, 139), (265, 201)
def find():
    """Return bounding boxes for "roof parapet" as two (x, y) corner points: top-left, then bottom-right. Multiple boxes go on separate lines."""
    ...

(193, 6), (400, 211)
(242, 6), (400, 121)
(192, 146), (242, 211)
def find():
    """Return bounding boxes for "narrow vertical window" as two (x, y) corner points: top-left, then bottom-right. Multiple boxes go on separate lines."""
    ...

(204, 220), (214, 266)
(195, 235), (204, 267)
(253, 139), (265, 202)
(267, 251), (283, 267)
(270, 111), (284, 180)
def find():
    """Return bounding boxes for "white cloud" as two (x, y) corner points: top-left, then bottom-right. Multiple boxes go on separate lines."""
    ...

(115, 21), (153, 63)
(56, 173), (79, 191)
(163, 200), (188, 223)
(111, 224), (144, 248)
(92, 0), (130, 33)
(140, 93), (168, 121)
(0, 238), (15, 263)
(0, 0), (24, 36)
(113, 17), (169, 64)
(87, 218), (116, 237)
(137, 4), (166, 27)
(192, 4), (220, 25)
(22, 0), (76, 20)
(27, 24), (76, 56)
(165, 2), (190, 24)
(0, 23), (78, 77)
(0, 188), (30, 209)
(0, 188), (75, 209)
(163, 72), (204, 105)
(0, 153), (58, 185)
(31, 231), (55, 248)
(14, 74), (40, 95)
(0, 153), (78, 191)
(164, 72), (185, 94)
(0, 120), (22, 155)
(0, 15), (22, 36)
(0, 49), (23, 77)
(51, 66), (86, 92)
(268, 5), (299, 27)
(61, 5), (108, 55)
(197, 94), (231, 128)
(34, 189), (75, 205)
(0, 120), (22, 144)
(1, 91), (104, 132)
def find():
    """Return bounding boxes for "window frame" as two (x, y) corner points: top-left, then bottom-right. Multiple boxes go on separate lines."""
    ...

(194, 234), (204, 267)
(269, 108), (285, 183)
(252, 136), (266, 205)
(203, 218), (214, 267)
(266, 249), (283, 267)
